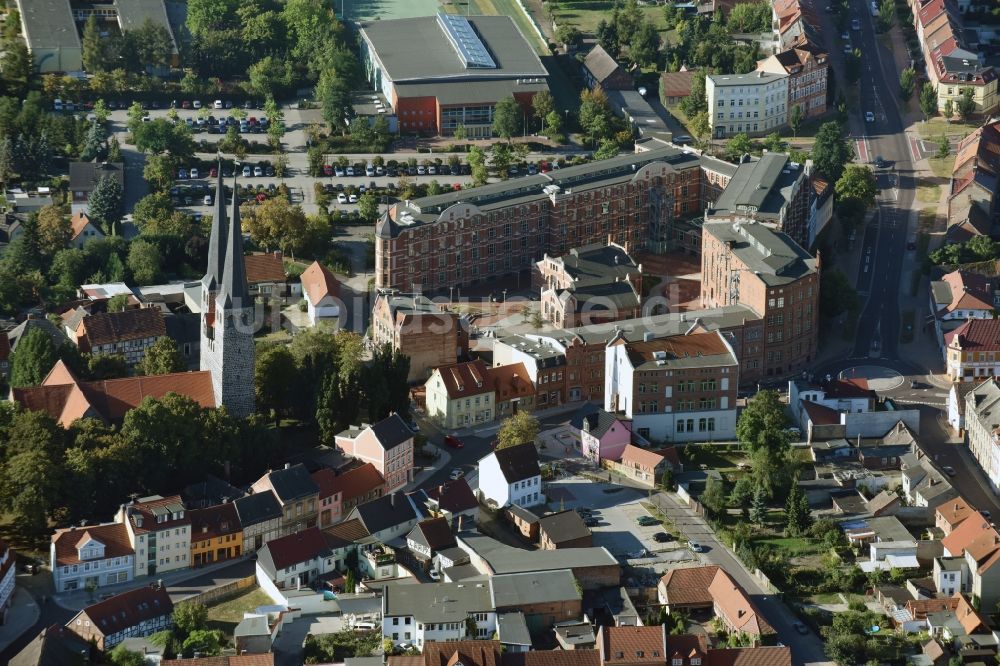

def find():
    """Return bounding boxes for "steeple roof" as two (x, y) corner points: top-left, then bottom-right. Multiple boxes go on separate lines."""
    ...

(202, 164), (226, 290)
(219, 172), (250, 308)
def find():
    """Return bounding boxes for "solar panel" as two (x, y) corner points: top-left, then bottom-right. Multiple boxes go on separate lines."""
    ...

(437, 13), (496, 69)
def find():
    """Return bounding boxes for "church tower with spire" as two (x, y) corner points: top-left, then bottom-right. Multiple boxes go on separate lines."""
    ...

(200, 167), (255, 417)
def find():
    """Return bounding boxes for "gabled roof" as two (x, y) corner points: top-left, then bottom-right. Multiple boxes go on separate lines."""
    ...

(243, 252), (286, 284)
(311, 463), (385, 503)
(658, 565), (719, 606)
(867, 490), (901, 515)
(258, 527), (332, 573)
(323, 517), (371, 548)
(617, 330), (737, 371)
(801, 400), (841, 426)
(349, 492), (417, 534)
(582, 45), (627, 85)
(941, 515), (1000, 566)
(945, 318), (1000, 351)
(433, 359), (493, 399)
(77, 307), (166, 347)
(190, 503), (240, 542)
(571, 403), (626, 439)
(599, 625), (666, 664)
(51, 522), (133, 567)
(537, 510), (591, 544)
(10, 624), (92, 666)
(487, 442), (541, 484)
(708, 569), (776, 636)
(707, 646), (792, 666)
(71, 585), (173, 636)
(933, 270), (995, 315)
(936, 496), (976, 530)
(300, 261), (341, 306)
(408, 517), (456, 551)
(70, 212), (101, 241)
(68, 161), (124, 193)
(505, 651), (601, 666)
(122, 495), (188, 534)
(660, 70), (695, 98)
(422, 478), (478, 514)
(620, 444), (671, 470)
(162, 656), (275, 666)
(233, 490), (282, 528)
(261, 464), (320, 503)
(489, 363), (535, 402)
(370, 413), (415, 451)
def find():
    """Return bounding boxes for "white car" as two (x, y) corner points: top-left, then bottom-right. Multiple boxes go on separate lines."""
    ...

(349, 194), (358, 204)
(193, 100), (202, 109)
(851, 18), (860, 30)
(203, 195), (213, 205)
(428, 166), (437, 175)
(429, 569), (441, 581)
(449, 468), (464, 480)
(242, 165), (252, 178)
(376, 166), (385, 176)
(254, 166), (263, 177)
(334, 167), (345, 177)
(365, 166), (375, 177)
(417, 165), (427, 175)
(190, 167), (199, 179)
(213, 100), (223, 109)
(346, 166), (355, 176)
(337, 193), (348, 204)
(865, 111), (875, 122)
(689, 540), (703, 553)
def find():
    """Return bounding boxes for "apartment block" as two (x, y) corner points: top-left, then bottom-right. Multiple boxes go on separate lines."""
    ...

(757, 44), (828, 118)
(116, 495), (191, 577)
(706, 71), (789, 139)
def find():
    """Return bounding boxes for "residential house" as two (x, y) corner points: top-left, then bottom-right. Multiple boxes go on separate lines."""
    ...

(8, 316), (69, 353)
(387, 641), (599, 666)
(584, 586), (641, 627)
(609, 444), (681, 489)
(538, 511), (592, 550)
(66, 584), (173, 651)
(554, 621), (598, 650)
(846, 516), (920, 572)
(947, 121), (1000, 241)
(71, 308), (167, 366)
(234, 615), (273, 655)
(657, 565), (722, 612)
(69, 211), (104, 249)
(933, 557), (969, 597)
(70, 162), (125, 215)
(0, 540), (13, 625)
(497, 612), (532, 653)
(233, 490), (283, 553)
(417, 478), (479, 527)
(478, 442), (543, 509)
(505, 505), (541, 542)
(535, 242), (643, 328)
(346, 492), (419, 543)
(334, 413), (415, 492)
(11, 359), (215, 427)
(936, 497), (978, 536)
(965, 379), (1000, 490)
(491, 570), (582, 633)
(572, 403), (632, 464)
(10, 624), (92, 666)
(255, 527), (334, 593)
(581, 45), (632, 90)
(252, 463), (320, 536)
(189, 503), (242, 567)
(299, 260), (341, 326)
(312, 463), (386, 528)
(930, 270), (998, 348)
(902, 455), (958, 508)
(606, 329), (739, 443)
(868, 491), (902, 517)
(381, 580), (496, 647)
(116, 495), (191, 577)
(945, 319), (1000, 382)
(244, 252), (287, 302)
(597, 625), (667, 666)
(756, 43), (828, 118)
(706, 71), (789, 138)
(925, 593), (997, 660)
(51, 522), (134, 593)
(491, 362), (536, 420)
(425, 359), (495, 429)
(948, 381), (982, 434)
(941, 515), (1000, 613)
(407, 517), (457, 562)
(493, 335), (570, 408)
(371, 291), (467, 382)
(660, 70), (695, 105)
(807, 175), (833, 249)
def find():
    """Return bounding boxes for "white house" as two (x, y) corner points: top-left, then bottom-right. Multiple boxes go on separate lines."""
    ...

(706, 70), (789, 138)
(300, 261), (341, 326)
(948, 382), (982, 434)
(929, 270), (998, 349)
(50, 522), (135, 593)
(115, 495), (190, 578)
(255, 527), (335, 595)
(846, 516), (919, 572)
(478, 442), (543, 509)
(69, 212), (104, 249)
(381, 580), (496, 648)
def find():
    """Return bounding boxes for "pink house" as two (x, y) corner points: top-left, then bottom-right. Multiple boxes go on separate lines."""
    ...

(334, 413), (414, 492)
(311, 462), (386, 527)
(571, 403), (632, 463)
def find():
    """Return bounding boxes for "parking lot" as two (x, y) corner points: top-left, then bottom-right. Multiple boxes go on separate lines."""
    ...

(546, 476), (697, 579)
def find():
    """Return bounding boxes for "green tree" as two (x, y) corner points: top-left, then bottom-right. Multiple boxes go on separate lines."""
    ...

(108, 293), (130, 312)
(630, 20), (661, 68)
(579, 87), (615, 146)
(750, 485), (768, 524)
(490, 143), (515, 180)
(956, 88), (976, 120)
(10, 327), (59, 388)
(87, 175), (124, 235)
(680, 70), (708, 117)
(134, 119), (195, 157)
(182, 630), (223, 657)
(763, 132), (784, 152)
(143, 154), (178, 192)
(496, 412), (540, 449)
(36, 206), (71, 257)
(943, 97), (954, 122)
(255, 344), (298, 421)
(789, 105), (804, 138)
(82, 15), (106, 72)
(127, 240), (163, 284)
(936, 134), (950, 159)
(724, 133), (752, 160)
(835, 165), (877, 208)
(812, 121), (852, 182)
(899, 67), (916, 101)
(531, 91), (555, 132)
(358, 193), (378, 222)
(736, 390), (794, 496)
(919, 83), (938, 119)
(2, 42), (31, 85)
(492, 95), (521, 142)
(186, 0), (239, 37)
(109, 646), (147, 666)
(555, 24), (581, 48)
(87, 353), (130, 380)
(241, 197), (308, 255)
(173, 602), (208, 639)
(820, 269), (860, 318)
(785, 480), (812, 534)
(594, 139), (620, 160)
(133, 192), (175, 230)
(700, 476), (727, 517)
(137, 337), (186, 375)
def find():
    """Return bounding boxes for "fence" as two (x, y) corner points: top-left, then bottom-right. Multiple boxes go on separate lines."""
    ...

(183, 574), (257, 606)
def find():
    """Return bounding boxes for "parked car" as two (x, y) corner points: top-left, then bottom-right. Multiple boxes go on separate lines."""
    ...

(242, 165), (252, 178)
(323, 165), (334, 176)
(190, 167), (200, 179)
(865, 111), (875, 122)
(203, 195), (213, 205)
(429, 569), (441, 581)
(444, 435), (464, 449)
(178, 168), (189, 179)
(337, 193), (348, 204)
(366, 165), (375, 177)
(793, 622), (809, 635)
(943, 465), (956, 476)
(428, 166), (437, 175)
(636, 516), (659, 527)
(689, 540), (703, 553)
(417, 165), (427, 175)
(335, 167), (345, 177)
(254, 166), (263, 177)
(449, 468), (464, 480)
(346, 166), (355, 176)
(652, 532), (672, 543)
(193, 100), (203, 109)
(213, 100), (223, 109)
(583, 517), (600, 527)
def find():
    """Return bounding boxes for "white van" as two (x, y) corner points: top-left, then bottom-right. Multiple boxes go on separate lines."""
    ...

(353, 622), (376, 631)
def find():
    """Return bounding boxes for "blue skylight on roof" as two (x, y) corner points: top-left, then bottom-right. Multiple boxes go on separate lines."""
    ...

(437, 13), (496, 69)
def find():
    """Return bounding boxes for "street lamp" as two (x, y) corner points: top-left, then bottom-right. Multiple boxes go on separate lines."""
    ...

(502, 289), (507, 304)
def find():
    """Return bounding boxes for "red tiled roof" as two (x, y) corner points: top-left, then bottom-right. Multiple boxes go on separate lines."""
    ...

(708, 569), (776, 636)
(667, 634), (708, 660)
(434, 359), (493, 399)
(264, 527), (331, 570)
(77, 308), (166, 349)
(490, 363), (535, 402)
(311, 463), (385, 503)
(70, 212), (100, 241)
(658, 565), (719, 606)
(935, 496), (976, 530)
(942, 514), (1000, 559)
(945, 319), (1000, 352)
(621, 444), (671, 470)
(600, 626), (666, 664)
(71, 585), (173, 637)
(707, 646), (792, 666)
(162, 656), (275, 666)
(300, 261), (340, 306)
(51, 522), (133, 567)
(801, 400), (841, 426)
(660, 71), (695, 98)
(244, 252), (286, 284)
(906, 597), (960, 620)
(939, 270), (995, 313)
(323, 517), (370, 547)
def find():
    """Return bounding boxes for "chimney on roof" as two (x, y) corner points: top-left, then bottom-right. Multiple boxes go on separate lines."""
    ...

(284, 463), (291, 470)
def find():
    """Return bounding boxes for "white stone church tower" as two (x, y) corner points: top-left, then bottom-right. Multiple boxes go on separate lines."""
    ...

(200, 168), (255, 417)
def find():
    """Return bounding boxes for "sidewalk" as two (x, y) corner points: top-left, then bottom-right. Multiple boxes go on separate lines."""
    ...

(401, 443), (452, 494)
(0, 587), (40, 654)
(52, 557), (250, 612)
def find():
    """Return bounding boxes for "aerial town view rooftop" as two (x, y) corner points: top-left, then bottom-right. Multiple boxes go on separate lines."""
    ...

(0, 0), (999, 664)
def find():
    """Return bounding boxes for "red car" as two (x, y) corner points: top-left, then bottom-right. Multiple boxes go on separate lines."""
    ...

(452, 183), (462, 191)
(209, 167), (218, 178)
(181, 100), (191, 109)
(444, 435), (464, 449)
(323, 164), (334, 176)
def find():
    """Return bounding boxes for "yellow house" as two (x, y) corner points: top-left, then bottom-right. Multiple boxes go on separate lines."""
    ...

(425, 359), (495, 429)
(190, 504), (243, 567)
(936, 78), (999, 116)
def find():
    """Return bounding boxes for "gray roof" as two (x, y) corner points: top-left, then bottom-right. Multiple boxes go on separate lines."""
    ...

(69, 162), (125, 193)
(582, 45), (625, 84)
(369, 413), (414, 451)
(234, 615), (269, 637)
(8, 317), (69, 351)
(16, 0), (80, 50)
(867, 516), (916, 544)
(550, 243), (640, 286)
(936, 556), (967, 572)
(233, 490), (282, 527)
(506, 504), (539, 524)
(457, 532), (619, 575)
(606, 90), (670, 137)
(709, 153), (799, 220)
(537, 510), (592, 544)
(350, 493), (417, 534)
(114, 0), (178, 53)
(346, 658), (386, 666)
(561, 304), (759, 344)
(930, 280), (952, 307)
(584, 586), (640, 622)
(701, 220), (818, 287)
(382, 580), (493, 622)
(442, 563), (483, 581)
(495, 335), (567, 366)
(266, 464), (319, 503)
(570, 403), (622, 439)
(491, 569), (581, 608)
(393, 78), (548, 107)
(360, 15), (546, 83)
(708, 70), (788, 86)
(553, 621), (596, 646)
(497, 612), (532, 646)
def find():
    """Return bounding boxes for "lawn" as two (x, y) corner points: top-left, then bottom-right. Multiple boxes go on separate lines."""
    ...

(206, 586), (274, 637)
(459, 0), (549, 53)
(918, 205), (938, 233)
(808, 591), (846, 604)
(682, 445), (747, 471)
(927, 156), (953, 179)
(916, 117), (979, 140)
(916, 178), (941, 204)
(551, 1), (670, 34)
(753, 536), (826, 558)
